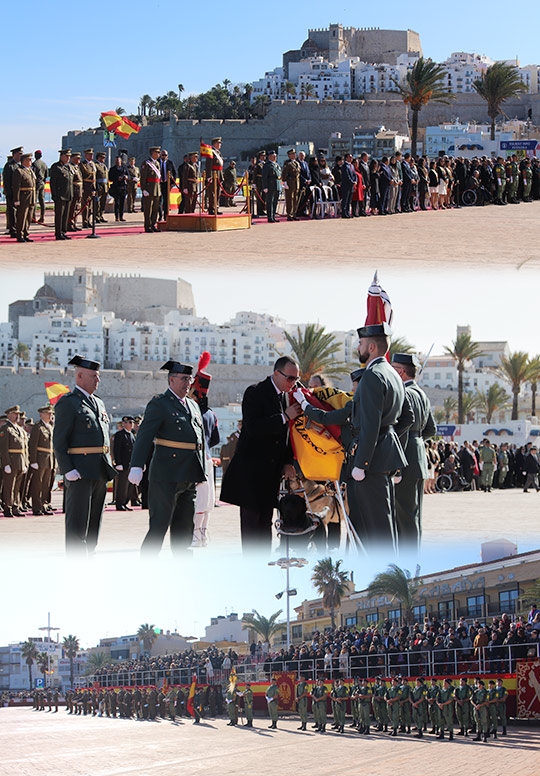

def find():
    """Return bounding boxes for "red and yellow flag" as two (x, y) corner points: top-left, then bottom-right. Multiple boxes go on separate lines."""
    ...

(288, 388), (346, 481)
(200, 142), (213, 158)
(101, 111), (141, 139)
(44, 382), (70, 405)
(228, 666), (237, 695)
(186, 673), (197, 717)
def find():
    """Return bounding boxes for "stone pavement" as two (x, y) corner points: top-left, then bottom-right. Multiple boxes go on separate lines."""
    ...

(0, 488), (537, 558)
(0, 708), (537, 776)
(0, 203), (539, 270)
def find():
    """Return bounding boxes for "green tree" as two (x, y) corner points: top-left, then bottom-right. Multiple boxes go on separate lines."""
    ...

(37, 652), (50, 684)
(41, 346), (59, 368)
(442, 395), (457, 422)
(526, 355), (540, 417)
(241, 610), (285, 643)
(496, 351), (530, 420)
(473, 62), (528, 140)
(85, 651), (113, 675)
(177, 83), (184, 99)
(115, 107), (126, 115)
(62, 634), (80, 689)
(284, 81), (296, 100)
(10, 342), (30, 373)
(284, 324), (349, 383)
(139, 95), (151, 117)
(388, 336), (415, 362)
(434, 408), (446, 424)
(477, 383), (510, 422)
(311, 557), (350, 628)
(521, 579), (540, 613)
(392, 57), (454, 157)
(444, 333), (486, 423)
(461, 392), (482, 423)
(21, 640), (39, 690)
(137, 623), (158, 656)
(366, 564), (419, 625)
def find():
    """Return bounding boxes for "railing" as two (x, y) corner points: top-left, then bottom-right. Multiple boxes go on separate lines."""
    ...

(85, 641), (540, 688)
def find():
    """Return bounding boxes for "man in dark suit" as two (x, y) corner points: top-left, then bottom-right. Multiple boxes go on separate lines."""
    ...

(358, 153), (370, 215)
(53, 355), (116, 554)
(49, 148), (74, 240)
(349, 323), (409, 549)
(340, 153), (356, 218)
(113, 416), (135, 510)
(220, 356), (302, 551)
(158, 149), (177, 220)
(296, 151), (311, 216)
(378, 157), (393, 215)
(392, 353), (436, 550)
(523, 446), (540, 492)
(400, 153), (416, 212)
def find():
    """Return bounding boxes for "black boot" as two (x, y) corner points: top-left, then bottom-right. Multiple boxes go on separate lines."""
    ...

(437, 731), (444, 739)
(458, 728), (465, 736)
(502, 726), (507, 736)
(473, 734), (481, 741)
(449, 731), (454, 740)
(483, 733), (488, 742)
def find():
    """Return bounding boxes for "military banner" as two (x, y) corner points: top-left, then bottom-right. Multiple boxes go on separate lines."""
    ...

(289, 388), (345, 481)
(275, 672), (297, 711)
(516, 659), (540, 718)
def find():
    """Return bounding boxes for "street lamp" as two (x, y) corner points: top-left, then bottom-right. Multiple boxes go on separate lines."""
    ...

(38, 612), (59, 689)
(268, 552), (307, 650)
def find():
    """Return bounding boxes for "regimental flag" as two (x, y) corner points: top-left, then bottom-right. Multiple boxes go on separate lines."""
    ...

(100, 111), (141, 139)
(44, 382), (70, 405)
(288, 388), (346, 481)
(186, 673), (197, 717)
(200, 142), (213, 158)
(365, 271), (393, 362)
(228, 666), (237, 696)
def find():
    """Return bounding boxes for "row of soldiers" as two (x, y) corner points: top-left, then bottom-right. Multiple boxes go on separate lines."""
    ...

(31, 689), (60, 712)
(0, 404), (56, 517)
(491, 155), (537, 204)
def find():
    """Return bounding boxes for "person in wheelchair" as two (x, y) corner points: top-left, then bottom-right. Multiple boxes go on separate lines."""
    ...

(276, 492), (328, 551)
(438, 454), (470, 492)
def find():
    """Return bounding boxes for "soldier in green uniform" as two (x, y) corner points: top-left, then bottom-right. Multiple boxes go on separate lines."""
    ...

(437, 678), (454, 740)
(472, 678), (490, 742)
(182, 152), (199, 214)
(0, 405), (29, 517)
(238, 682), (254, 727)
(128, 361), (206, 556)
(411, 677), (427, 737)
(95, 151), (109, 222)
(225, 684), (238, 725)
(332, 677), (348, 733)
(126, 157), (140, 213)
(3, 146), (23, 238)
(80, 148), (97, 227)
(12, 152), (36, 242)
(266, 677), (279, 729)
(454, 676), (472, 737)
(296, 674), (310, 730)
(495, 677), (508, 735)
(372, 676), (388, 731)
(28, 405), (55, 516)
(49, 148), (74, 240)
(281, 148), (301, 220)
(487, 679), (499, 738)
(506, 156), (519, 203)
(53, 355), (116, 554)
(261, 150), (281, 223)
(392, 353), (436, 550)
(140, 146), (162, 232)
(311, 678), (328, 732)
(398, 677), (412, 733)
(357, 677), (372, 734)
(254, 150), (266, 216)
(385, 676), (401, 736)
(521, 158), (533, 201)
(492, 157), (507, 204)
(479, 439), (496, 492)
(349, 677), (361, 729)
(67, 151), (83, 231)
(427, 678), (441, 734)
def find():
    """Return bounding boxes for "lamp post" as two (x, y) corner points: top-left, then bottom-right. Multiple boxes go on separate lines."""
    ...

(269, 545), (308, 650)
(38, 612), (60, 688)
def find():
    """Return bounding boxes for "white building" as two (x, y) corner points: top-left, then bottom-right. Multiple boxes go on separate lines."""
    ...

(0, 322), (15, 366)
(0, 638), (63, 691)
(204, 613), (250, 644)
(17, 309), (110, 368)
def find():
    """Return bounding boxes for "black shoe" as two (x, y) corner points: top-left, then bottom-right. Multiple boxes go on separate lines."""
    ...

(502, 727), (507, 735)
(473, 734), (481, 741)
(16, 237), (25, 243)
(415, 731), (423, 738)
(458, 729), (465, 735)
(63, 234), (72, 239)
(24, 237), (34, 242)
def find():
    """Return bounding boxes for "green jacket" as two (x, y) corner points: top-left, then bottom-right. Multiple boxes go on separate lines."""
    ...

(130, 390), (206, 483)
(402, 381), (436, 478)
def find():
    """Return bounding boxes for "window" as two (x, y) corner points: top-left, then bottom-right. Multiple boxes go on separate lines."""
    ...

(499, 589), (519, 613)
(387, 608), (401, 622)
(413, 605), (426, 619)
(344, 616), (357, 627)
(467, 595), (485, 618)
(366, 613), (378, 625)
(438, 600), (454, 618)
(291, 625), (302, 639)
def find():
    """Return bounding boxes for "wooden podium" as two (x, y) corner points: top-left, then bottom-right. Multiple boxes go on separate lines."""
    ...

(162, 212), (251, 232)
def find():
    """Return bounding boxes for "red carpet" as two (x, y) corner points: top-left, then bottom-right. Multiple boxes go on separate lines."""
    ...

(0, 225), (146, 245)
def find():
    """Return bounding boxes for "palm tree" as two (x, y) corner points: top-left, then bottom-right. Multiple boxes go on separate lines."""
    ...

(521, 578), (540, 613)
(442, 395), (457, 422)
(284, 81), (296, 101)
(85, 651), (113, 675)
(473, 62), (527, 140)
(526, 355), (540, 417)
(21, 640), (39, 690)
(477, 383), (510, 422)
(311, 557), (350, 628)
(461, 392), (482, 423)
(63, 635), (79, 689)
(366, 564), (419, 625)
(388, 336), (416, 362)
(496, 351), (530, 420)
(41, 346), (59, 368)
(115, 107), (126, 115)
(434, 408), (445, 424)
(303, 83), (316, 99)
(137, 623), (158, 656)
(10, 342), (30, 373)
(242, 610), (285, 643)
(444, 333), (486, 424)
(139, 94), (152, 117)
(178, 83), (184, 99)
(392, 57), (454, 157)
(284, 324), (349, 383)
(37, 652), (50, 685)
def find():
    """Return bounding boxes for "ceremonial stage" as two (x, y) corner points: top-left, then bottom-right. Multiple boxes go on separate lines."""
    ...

(162, 212), (252, 232)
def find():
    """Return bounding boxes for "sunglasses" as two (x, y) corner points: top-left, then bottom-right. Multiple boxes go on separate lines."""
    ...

(277, 370), (298, 383)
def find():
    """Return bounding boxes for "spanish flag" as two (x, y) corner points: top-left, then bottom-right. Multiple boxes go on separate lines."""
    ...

(101, 111), (141, 139)
(186, 673), (197, 717)
(44, 382), (70, 405)
(288, 388), (345, 481)
(200, 142), (213, 158)
(228, 666), (237, 695)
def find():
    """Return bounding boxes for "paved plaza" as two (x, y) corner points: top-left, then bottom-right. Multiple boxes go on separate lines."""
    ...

(0, 488), (537, 558)
(1, 707), (537, 776)
(0, 204), (539, 271)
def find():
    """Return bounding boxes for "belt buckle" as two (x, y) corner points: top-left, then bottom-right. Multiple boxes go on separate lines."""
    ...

(103, 445), (109, 454)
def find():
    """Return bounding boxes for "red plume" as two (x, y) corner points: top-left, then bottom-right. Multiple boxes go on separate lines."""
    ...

(198, 351), (211, 372)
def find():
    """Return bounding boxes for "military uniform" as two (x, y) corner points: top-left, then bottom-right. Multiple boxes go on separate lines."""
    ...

(68, 153), (83, 230)
(479, 441), (496, 491)
(12, 157), (36, 242)
(254, 153), (266, 215)
(129, 362), (206, 555)
(113, 420), (135, 510)
(521, 161), (533, 201)
(32, 154), (48, 223)
(80, 151), (97, 227)
(385, 680), (401, 735)
(487, 682), (499, 737)
(52, 356), (116, 553)
(427, 681), (441, 733)
(311, 682), (328, 732)
(140, 148), (162, 232)
(225, 688), (238, 725)
(331, 681), (348, 733)
(506, 159), (519, 203)
(28, 410), (55, 515)
(357, 680), (372, 733)
(182, 155), (199, 213)
(240, 684), (254, 726)
(261, 153), (281, 222)
(493, 160), (507, 204)
(49, 150), (74, 239)
(95, 155), (109, 221)
(437, 681), (454, 739)
(454, 680), (472, 735)
(472, 682), (489, 741)
(495, 681), (508, 734)
(296, 679), (309, 730)
(3, 148), (22, 237)
(398, 679), (412, 732)
(372, 678), (388, 730)
(0, 408), (29, 516)
(411, 681), (427, 737)
(281, 153), (301, 220)
(126, 159), (140, 213)
(205, 138), (224, 215)
(266, 679), (279, 728)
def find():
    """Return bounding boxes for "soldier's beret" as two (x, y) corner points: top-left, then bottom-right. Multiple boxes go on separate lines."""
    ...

(59, 148), (72, 155)
(149, 146), (161, 153)
(68, 354), (101, 370)
(357, 322), (392, 338)
(211, 137), (222, 143)
(392, 352), (421, 368)
(5, 405), (21, 414)
(350, 367), (364, 382)
(122, 416), (135, 422)
(10, 146), (23, 154)
(161, 360), (193, 375)
(21, 153), (32, 161)
(38, 405), (53, 413)
(84, 148), (94, 153)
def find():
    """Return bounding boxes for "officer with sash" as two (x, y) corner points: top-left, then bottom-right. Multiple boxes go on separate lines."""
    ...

(140, 146), (162, 232)
(12, 152), (36, 242)
(53, 355), (116, 554)
(205, 136), (224, 215)
(128, 361), (206, 555)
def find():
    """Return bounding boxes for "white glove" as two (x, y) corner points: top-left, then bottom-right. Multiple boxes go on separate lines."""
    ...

(116, 465), (124, 471)
(351, 467), (366, 482)
(393, 475), (402, 484)
(128, 467), (143, 485)
(65, 469), (81, 481)
(31, 463), (39, 470)
(263, 188), (268, 193)
(4, 465), (11, 474)
(142, 190), (149, 197)
(292, 388), (305, 404)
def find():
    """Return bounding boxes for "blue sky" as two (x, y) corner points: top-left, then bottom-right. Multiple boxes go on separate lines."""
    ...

(2, 0), (537, 163)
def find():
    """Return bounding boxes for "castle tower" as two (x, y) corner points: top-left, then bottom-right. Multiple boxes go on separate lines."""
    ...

(328, 23), (345, 62)
(72, 267), (98, 317)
